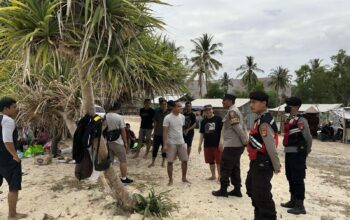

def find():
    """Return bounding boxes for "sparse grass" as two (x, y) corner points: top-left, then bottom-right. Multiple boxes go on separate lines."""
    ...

(50, 176), (101, 192)
(134, 189), (178, 219)
(316, 197), (350, 218)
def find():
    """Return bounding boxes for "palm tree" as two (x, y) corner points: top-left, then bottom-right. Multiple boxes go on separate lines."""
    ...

(236, 56), (264, 92)
(220, 72), (233, 93)
(0, 0), (166, 209)
(190, 34), (223, 97)
(269, 66), (292, 106)
(310, 58), (323, 71)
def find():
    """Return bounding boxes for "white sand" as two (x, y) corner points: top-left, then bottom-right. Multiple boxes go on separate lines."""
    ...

(0, 116), (349, 220)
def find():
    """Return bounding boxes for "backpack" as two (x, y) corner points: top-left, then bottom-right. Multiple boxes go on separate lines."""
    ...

(73, 114), (111, 180)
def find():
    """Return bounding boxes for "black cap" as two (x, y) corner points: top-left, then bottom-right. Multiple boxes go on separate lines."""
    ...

(167, 100), (175, 107)
(204, 104), (213, 110)
(249, 91), (269, 102)
(222, 93), (236, 102)
(285, 97), (302, 107)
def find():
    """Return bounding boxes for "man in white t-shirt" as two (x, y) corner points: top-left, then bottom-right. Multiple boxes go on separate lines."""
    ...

(105, 102), (133, 184)
(0, 97), (27, 220)
(163, 101), (190, 186)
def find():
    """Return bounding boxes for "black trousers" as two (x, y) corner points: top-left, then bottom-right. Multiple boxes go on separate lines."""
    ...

(246, 160), (276, 220)
(220, 147), (244, 188)
(285, 152), (307, 200)
(152, 135), (166, 159)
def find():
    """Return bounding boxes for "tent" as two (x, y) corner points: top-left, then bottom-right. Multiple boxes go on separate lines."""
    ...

(330, 107), (350, 143)
(270, 103), (342, 136)
(269, 104), (342, 113)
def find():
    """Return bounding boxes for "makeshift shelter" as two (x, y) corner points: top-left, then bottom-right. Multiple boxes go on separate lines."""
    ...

(191, 98), (253, 129)
(329, 107), (350, 143)
(270, 104), (342, 136)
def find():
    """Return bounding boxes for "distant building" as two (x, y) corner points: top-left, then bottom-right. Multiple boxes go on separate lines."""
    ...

(191, 98), (255, 130)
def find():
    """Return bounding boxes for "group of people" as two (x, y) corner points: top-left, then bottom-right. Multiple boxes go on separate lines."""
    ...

(104, 92), (313, 220)
(204, 92), (312, 220)
(0, 92), (313, 220)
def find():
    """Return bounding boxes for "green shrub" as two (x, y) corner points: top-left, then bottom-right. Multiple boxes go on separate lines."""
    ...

(134, 189), (178, 219)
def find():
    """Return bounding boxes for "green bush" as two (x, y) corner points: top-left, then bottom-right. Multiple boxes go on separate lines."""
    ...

(134, 189), (178, 219)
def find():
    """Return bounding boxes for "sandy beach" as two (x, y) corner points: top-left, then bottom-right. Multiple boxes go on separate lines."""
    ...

(1, 116), (349, 220)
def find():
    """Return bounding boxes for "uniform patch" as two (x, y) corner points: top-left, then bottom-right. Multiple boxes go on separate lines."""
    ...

(261, 124), (268, 137)
(297, 120), (305, 130)
(229, 111), (240, 125)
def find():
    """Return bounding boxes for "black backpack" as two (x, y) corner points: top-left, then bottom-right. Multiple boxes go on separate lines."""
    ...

(73, 114), (111, 180)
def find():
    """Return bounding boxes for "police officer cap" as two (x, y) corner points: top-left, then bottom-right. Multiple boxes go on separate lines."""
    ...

(222, 93), (236, 102)
(285, 97), (302, 107)
(249, 91), (269, 102)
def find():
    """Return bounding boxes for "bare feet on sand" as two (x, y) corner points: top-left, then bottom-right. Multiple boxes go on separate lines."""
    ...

(148, 163), (154, 168)
(206, 176), (216, 181)
(8, 213), (28, 220)
(168, 180), (173, 186)
(182, 178), (191, 184)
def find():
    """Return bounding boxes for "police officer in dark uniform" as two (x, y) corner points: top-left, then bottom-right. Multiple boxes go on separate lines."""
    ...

(281, 97), (312, 215)
(245, 92), (281, 220)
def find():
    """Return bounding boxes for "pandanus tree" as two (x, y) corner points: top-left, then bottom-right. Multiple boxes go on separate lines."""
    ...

(0, 0), (170, 209)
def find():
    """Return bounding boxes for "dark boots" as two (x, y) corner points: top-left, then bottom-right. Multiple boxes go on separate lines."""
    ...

(228, 187), (242, 197)
(281, 195), (295, 208)
(287, 200), (306, 215)
(212, 186), (228, 197)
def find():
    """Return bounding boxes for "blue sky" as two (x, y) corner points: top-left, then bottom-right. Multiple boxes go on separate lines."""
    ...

(152, 0), (350, 79)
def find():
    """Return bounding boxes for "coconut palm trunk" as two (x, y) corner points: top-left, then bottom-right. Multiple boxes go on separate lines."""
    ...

(78, 61), (135, 209)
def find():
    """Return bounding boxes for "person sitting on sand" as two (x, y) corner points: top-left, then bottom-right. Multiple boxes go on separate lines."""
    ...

(125, 123), (136, 151)
(162, 101), (190, 186)
(198, 105), (223, 181)
(0, 97), (28, 220)
(31, 128), (49, 146)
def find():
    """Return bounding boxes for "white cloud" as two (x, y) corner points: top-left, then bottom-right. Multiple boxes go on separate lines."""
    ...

(152, 0), (350, 79)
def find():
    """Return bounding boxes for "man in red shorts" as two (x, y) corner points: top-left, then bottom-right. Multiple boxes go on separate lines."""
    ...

(198, 105), (223, 180)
